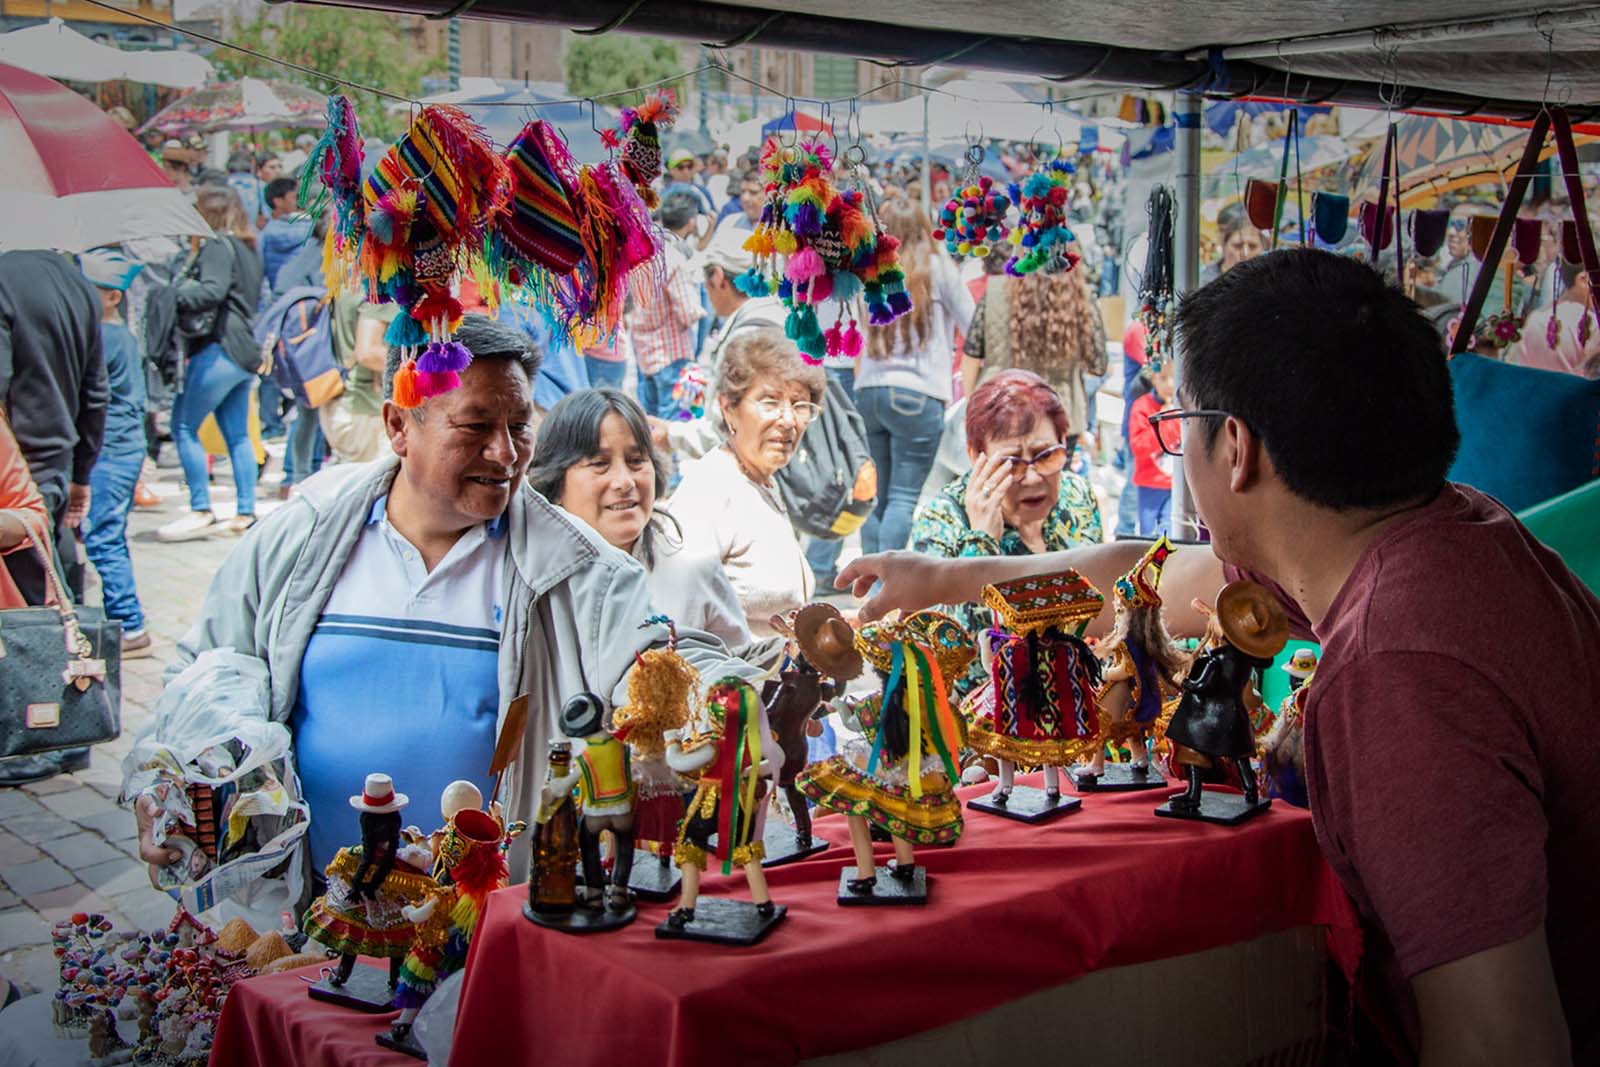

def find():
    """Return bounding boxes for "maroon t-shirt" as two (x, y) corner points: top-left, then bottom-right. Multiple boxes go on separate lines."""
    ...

(1231, 483), (1600, 1063)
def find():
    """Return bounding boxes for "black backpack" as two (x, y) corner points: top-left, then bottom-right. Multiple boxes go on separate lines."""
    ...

(775, 374), (878, 541)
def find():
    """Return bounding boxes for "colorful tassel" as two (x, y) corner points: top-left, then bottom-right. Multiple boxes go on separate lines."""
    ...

(785, 246), (825, 286)
(416, 370), (461, 397)
(842, 319), (863, 358)
(385, 312), (428, 349)
(824, 321), (843, 357)
(416, 340), (472, 374)
(392, 360), (423, 409)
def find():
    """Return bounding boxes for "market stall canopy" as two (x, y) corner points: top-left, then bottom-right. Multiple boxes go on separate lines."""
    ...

(0, 18), (213, 89)
(416, 79), (614, 159)
(0, 62), (212, 252)
(1348, 114), (1597, 208)
(1203, 134), (1356, 200)
(285, 1), (1600, 125)
(142, 77), (326, 136)
(859, 79), (1125, 154)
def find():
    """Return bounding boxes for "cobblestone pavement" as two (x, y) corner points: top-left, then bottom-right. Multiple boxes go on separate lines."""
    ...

(0, 450), (284, 996)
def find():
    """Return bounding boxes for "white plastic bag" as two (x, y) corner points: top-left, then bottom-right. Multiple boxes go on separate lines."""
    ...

(120, 649), (308, 914)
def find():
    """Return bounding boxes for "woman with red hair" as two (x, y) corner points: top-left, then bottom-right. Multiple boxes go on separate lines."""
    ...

(909, 369), (1102, 699)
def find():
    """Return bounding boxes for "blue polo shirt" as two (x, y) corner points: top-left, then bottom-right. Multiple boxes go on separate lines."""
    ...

(291, 496), (506, 869)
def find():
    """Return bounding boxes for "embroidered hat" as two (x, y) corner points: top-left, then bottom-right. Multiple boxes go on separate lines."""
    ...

(1113, 536), (1173, 610)
(982, 568), (1105, 635)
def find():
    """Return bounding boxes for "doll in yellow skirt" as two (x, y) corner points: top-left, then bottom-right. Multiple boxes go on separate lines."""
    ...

(799, 611), (973, 896)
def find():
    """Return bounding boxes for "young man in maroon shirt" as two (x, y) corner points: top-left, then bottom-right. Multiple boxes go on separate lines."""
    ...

(841, 249), (1597, 1067)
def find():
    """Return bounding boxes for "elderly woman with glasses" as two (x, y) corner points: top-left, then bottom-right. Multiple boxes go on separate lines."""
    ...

(910, 369), (1103, 701)
(669, 327), (825, 639)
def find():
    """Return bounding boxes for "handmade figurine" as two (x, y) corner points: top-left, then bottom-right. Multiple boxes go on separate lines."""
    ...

(303, 774), (436, 1011)
(1075, 538), (1187, 791)
(524, 740), (582, 925)
(1262, 650), (1317, 808)
(799, 611), (972, 904)
(760, 603), (861, 862)
(965, 571), (1105, 820)
(1157, 581), (1290, 825)
(658, 678), (785, 945)
(561, 692), (639, 925)
(384, 802), (515, 1053)
(610, 616), (698, 898)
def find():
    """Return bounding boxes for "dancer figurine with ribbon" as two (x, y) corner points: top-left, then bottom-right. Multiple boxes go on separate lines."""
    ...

(658, 678), (786, 945)
(798, 611), (972, 904)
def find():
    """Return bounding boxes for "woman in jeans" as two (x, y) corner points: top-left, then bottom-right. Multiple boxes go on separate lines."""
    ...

(854, 194), (975, 554)
(157, 186), (266, 542)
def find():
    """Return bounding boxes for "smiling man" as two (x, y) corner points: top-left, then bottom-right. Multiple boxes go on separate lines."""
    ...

(140, 314), (759, 893)
(841, 251), (1599, 1067)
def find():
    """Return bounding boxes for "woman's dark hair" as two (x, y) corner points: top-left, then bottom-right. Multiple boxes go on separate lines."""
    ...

(1176, 248), (1459, 511)
(526, 388), (678, 565)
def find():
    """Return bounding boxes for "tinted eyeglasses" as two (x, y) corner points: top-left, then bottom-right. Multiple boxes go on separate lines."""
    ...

(996, 443), (1069, 476)
(1148, 409), (1230, 457)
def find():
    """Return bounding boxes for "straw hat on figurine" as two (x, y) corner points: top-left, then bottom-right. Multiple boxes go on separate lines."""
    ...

(349, 773), (408, 814)
(1281, 647), (1320, 679)
(1214, 581), (1292, 661)
(792, 603), (863, 681)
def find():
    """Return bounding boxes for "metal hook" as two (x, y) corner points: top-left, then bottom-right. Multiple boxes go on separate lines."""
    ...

(845, 98), (863, 152)
(778, 97), (799, 148)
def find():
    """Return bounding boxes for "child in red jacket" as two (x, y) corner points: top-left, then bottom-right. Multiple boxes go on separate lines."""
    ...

(1126, 361), (1175, 536)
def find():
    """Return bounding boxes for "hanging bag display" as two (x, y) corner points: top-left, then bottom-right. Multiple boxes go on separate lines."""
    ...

(0, 514), (121, 759)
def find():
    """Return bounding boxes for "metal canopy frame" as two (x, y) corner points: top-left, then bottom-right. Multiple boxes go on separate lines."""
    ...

(279, 0), (1600, 125)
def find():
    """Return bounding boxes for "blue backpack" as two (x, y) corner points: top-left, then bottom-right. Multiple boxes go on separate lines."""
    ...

(253, 287), (342, 408)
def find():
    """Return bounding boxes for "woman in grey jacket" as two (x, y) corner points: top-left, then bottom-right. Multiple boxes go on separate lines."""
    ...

(158, 185), (266, 543)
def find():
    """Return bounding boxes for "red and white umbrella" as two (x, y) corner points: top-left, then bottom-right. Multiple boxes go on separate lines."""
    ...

(0, 61), (211, 253)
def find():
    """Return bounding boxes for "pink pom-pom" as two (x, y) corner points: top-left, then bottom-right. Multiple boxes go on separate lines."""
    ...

(824, 322), (843, 357)
(416, 370), (461, 398)
(785, 246), (825, 285)
(842, 319), (863, 358)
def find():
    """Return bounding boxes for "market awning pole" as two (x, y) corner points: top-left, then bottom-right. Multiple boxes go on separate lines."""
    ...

(921, 70), (932, 219)
(1172, 92), (1203, 540)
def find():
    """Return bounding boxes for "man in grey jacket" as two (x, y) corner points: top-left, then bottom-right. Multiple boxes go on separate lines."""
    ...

(135, 314), (762, 889)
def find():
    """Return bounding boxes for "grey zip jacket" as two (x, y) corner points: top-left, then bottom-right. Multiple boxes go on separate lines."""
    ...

(173, 456), (764, 882)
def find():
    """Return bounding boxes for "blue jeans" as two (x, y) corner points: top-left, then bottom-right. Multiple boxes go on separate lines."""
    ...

(174, 343), (257, 515)
(1114, 443), (1139, 537)
(804, 366), (858, 582)
(857, 385), (944, 555)
(83, 447), (145, 633)
(258, 383), (286, 438)
(284, 399), (325, 486)
(636, 358), (688, 418)
(585, 356), (627, 390)
(1136, 486), (1172, 537)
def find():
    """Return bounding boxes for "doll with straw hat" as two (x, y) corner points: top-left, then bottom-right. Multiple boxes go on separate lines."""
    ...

(1161, 581), (1290, 821)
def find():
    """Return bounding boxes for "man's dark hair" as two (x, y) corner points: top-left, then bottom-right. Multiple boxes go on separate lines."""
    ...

(264, 177), (297, 209)
(1176, 248), (1459, 511)
(226, 151), (252, 174)
(657, 190), (700, 232)
(254, 151), (276, 172)
(384, 312), (542, 400)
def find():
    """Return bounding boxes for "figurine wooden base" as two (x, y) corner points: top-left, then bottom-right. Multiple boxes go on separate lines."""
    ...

(522, 901), (637, 934)
(306, 963), (397, 1013)
(653, 896), (787, 946)
(967, 785), (1083, 824)
(759, 821), (830, 868)
(1068, 763), (1168, 793)
(576, 851), (681, 902)
(836, 865), (927, 906)
(375, 1028), (426, 1061)
(1154, 791), (1272, 827)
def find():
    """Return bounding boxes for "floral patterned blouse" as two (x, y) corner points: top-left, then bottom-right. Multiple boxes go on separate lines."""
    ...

(909, 469), (1104, 699)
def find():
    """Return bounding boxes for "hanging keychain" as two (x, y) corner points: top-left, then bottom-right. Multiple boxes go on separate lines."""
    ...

(932, 128), (1011, 260)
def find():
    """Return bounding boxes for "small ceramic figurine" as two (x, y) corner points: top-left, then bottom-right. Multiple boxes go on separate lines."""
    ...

(1262, 649), (1317, 808)
(561, 692), (640, 921)
(965, 571), (1105, 821)
(1077, 538), (1188, 791)
(303, 774), (437, 1011)
(1158, 580), (1290, 825)
(384, 802), (515, 1051)
(611, 617), (698, 896)
(658, 677), (785, 945)
(524, 740), (582, 921)
(760, 604), (858, 861)
(799, 611), (972, 903)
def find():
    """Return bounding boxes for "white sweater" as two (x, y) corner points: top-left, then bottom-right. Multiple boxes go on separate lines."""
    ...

(667, 447), (814, 639)
(853, 251), (975, 404)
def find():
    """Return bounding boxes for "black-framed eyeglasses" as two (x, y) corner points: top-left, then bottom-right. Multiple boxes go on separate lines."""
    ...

(996, 443), (1070, 476)
(1148, 409), (1230, 457)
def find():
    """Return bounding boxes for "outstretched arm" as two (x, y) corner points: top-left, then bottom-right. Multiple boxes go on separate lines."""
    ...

(837, 542), (1225, 639)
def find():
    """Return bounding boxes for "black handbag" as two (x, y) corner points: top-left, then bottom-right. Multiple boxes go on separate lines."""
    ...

(174, 240), (233, 346)
(0, 517), (121, 758)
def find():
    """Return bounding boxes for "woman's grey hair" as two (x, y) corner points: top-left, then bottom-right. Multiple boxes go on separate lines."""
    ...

(525, 387), (679, 566)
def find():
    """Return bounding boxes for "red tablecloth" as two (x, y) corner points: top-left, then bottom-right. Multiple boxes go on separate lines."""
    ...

(449, 777), (1361, 1067)
(211, 960), (415, 1067)
(210, 777), (1360, 1067)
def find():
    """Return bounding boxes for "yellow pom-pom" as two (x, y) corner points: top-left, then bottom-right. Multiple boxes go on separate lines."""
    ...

(973, 244), (991, 258)
(774, 229), (798, 255)
(956, 242), (972, 255)
(1008, 228), (1024, 246)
